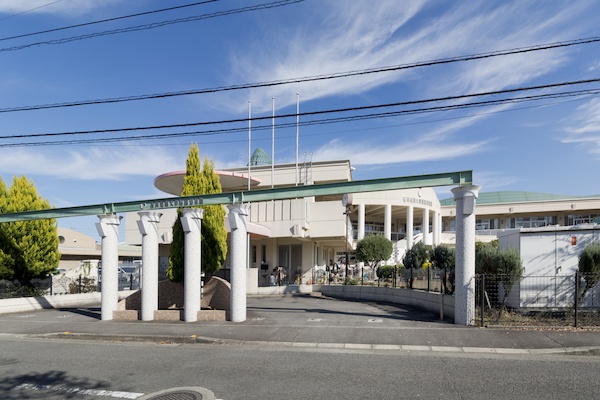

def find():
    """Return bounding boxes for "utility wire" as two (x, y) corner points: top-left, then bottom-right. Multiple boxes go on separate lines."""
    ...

(0, 0), (63, 22)
(2, 84), (599, 147)
(0, 1), (219, 42)
(0, 34), (598, 114)
(0, 0), (304, 53)
(1, 77), (598, 140)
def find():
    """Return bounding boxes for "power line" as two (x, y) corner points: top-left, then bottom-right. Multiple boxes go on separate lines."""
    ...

(0, 0), (304, 53)
(0, 1), (219, 42)
(97, 94), (596, 149)
(2, 82), (599, 147)
(1, 34), (598, 114)
(0, 0), (63, 22)
(1, 77), (598, 139)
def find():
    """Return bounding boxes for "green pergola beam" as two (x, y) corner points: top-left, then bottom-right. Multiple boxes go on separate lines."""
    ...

(0, 170), (472, 222)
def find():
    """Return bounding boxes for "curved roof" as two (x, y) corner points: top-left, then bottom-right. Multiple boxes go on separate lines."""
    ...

(440, 191), (600, 206)
(250, 148), (272, 165)
(154, 170), (261, 196)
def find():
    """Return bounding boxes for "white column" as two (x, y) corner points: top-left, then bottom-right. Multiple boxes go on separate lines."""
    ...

(452, 185), (480, 326)
(422, 208), (430, 245)
(384, 204), (392, 241)
(228, 204), (250, 323)
(96, 214), (122, 321)
(406, 205), (414, 249)
(432, 210), (440, 246)
(438, 213), (443, 245)
(137, 211), (162, 321)
(181, 208), (204, 323)
(358, 203), (365, 240)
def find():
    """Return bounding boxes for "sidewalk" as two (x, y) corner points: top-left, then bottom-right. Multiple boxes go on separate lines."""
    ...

(0, 294), (598, 355)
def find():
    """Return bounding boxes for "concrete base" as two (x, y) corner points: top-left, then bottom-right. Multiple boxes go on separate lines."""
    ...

(113, 309), (227, 322)
(113, 310), (140, 321)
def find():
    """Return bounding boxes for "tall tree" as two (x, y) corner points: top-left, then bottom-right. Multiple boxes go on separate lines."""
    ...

(166, 144), (227, 281)
(402, 242), (430, 270)
(199, 157), (227, 274)
(355, 234), (393, 272)
(0, 175), (60, 280)
(0, 176), (11, 279)
(578, 242), (600, 299)
(431, 245), (455, 294)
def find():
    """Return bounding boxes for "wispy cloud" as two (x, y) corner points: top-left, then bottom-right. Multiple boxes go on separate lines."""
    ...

(0, 145), (184, 181)
(310, 136), (492, 166)
(213, 0), (594, 116)
(0, 0), (120, 16)
(561, 98), (600, 157)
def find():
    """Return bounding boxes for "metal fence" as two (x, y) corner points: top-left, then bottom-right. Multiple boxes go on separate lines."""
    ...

(0, 264), (141, 299)
(476, 273), (600, 328)
(0, 277), (53, 299)
(320, 267), (454, 294)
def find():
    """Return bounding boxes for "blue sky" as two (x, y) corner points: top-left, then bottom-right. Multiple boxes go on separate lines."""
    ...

(1, 0), (600, 239)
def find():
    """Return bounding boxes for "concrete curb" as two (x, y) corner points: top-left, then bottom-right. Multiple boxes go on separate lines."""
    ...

(31, 332), (600, 356)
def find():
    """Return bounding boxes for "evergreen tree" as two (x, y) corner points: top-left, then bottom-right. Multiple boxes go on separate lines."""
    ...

(577, 242), (600, 298)
(0, 176), (60, 280)
(199, 157), (227, 274)
(0, 176), (11, 279)
(166, 144), (227, 281)
(355, 234), (393, 271)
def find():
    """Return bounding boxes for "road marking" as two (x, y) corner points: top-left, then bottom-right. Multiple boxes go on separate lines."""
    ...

(13, 383), (144, 399)
(308, 318), (322, 321)
(368, 318), (383, 323)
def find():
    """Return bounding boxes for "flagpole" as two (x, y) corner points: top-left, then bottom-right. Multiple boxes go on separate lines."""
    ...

(295, 93), (299, 186)
(271, 97), (275, 189)
(248, 101), (251, 191)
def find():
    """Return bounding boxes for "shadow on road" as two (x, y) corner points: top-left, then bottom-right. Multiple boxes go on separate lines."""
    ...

(0, 370), (111, 399)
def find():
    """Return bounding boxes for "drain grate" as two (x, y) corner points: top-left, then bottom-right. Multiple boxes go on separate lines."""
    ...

(138, 387), (214, 400)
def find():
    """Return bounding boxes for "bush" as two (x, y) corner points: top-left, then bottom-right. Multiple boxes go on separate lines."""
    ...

(68, 277), (98, 294)
(376, 265), (396, 280)
(578, 242), (600, 297)
(344, 277), (360, 285)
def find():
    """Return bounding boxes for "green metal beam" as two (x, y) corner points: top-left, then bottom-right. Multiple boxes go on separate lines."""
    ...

(0, 170), (472, 222)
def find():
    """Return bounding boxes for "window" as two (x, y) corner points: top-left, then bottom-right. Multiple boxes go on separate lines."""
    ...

(508, 216), (555, 229)
(567, 214), (599, 226)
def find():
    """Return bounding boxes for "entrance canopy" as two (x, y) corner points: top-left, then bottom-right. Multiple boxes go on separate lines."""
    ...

(0, 171), (472, 222)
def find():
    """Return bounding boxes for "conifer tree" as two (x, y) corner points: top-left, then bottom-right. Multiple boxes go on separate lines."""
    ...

(0, 176), (11, 279)
(0, 175), (60, 280)
(166, 144), (227, 281)
(199, 157), (227, 274)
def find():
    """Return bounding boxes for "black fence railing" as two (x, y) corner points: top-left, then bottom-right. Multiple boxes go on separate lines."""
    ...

(476, 273), (600, 328)
(1, 268), (141, 299)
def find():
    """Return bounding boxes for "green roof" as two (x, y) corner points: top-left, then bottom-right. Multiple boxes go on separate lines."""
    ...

(249, 148), (272, 166)
(440, 191), (600, 206)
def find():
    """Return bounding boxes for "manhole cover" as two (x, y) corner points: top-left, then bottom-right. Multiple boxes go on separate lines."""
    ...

(138, 387), (214, 400)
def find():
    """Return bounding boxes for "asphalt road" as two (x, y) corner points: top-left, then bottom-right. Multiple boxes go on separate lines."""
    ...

(1, 335), (600, 400)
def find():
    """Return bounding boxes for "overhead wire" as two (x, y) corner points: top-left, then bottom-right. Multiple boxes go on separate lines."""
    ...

(1, 77), (599, 139)
(0, 34), (599, 114)
(0, 0), (63, 22)
(0, 0), (304, 53)
(2, 82), (600, 147)
(0, 1), (219, 42)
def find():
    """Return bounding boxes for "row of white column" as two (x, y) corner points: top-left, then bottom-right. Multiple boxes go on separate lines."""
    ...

(355, 204), (442, 246)
(96, 205), (250, 323)
(354, 186), (480, 325)
(97, 186), (478, 326)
